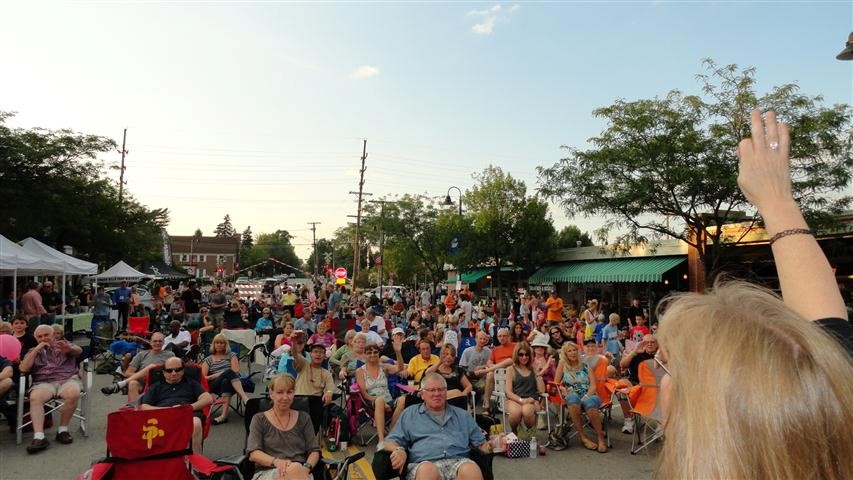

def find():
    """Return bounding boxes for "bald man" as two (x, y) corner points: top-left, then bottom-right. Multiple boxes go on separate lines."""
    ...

(140, 357), (211, 453)
(19, 324), (83, 454)
(101, 332), (175, 401)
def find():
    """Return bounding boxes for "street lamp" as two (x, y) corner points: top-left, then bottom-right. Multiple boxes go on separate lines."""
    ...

(444, 186), (463, 215)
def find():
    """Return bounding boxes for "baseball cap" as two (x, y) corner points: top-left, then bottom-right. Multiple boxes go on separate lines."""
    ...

(391, 327), (405, 336)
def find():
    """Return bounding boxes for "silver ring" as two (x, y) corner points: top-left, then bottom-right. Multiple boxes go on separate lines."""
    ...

(768, 141), (779, 150)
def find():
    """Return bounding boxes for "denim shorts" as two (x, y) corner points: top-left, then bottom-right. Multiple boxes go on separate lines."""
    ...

(565, 393), (601, 411)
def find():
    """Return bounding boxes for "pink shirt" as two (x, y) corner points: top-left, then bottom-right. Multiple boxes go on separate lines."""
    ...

(21, 290), (47, 316)
(31, 342), (79, 384)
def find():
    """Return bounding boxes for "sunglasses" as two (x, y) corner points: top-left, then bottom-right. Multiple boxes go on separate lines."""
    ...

(517, 352), (530, 357)
(163, 367), (184, 373)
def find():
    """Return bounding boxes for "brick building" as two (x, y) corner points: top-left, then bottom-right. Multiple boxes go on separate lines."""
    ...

(169, 235), (240, 279)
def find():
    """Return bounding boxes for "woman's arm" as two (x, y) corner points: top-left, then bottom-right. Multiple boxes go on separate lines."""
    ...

(737, 109), (847, 321)
(586, 371), (597, 398)
(459, 370), (473, 396)
(355, 369), (372, 401)
(230, 354), (240, 374)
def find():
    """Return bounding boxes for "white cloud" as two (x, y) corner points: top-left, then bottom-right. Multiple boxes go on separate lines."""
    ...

(350, 65), (380, 79)
(466, 4), (519, 35)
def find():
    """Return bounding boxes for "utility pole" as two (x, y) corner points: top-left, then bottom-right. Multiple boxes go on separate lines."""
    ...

(348, 140), (371, 290)
(118, 128), (128, 205)
(368, 199), (389, 296)
(307, 222), (321, 277)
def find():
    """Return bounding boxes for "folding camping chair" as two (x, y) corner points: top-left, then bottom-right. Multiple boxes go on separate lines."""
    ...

(216, 397), (365, 480)
(140, 363), (219, 442)
(623, 357), (666, 455)
(76, 405), (238, 480)
(491, 367), (549, 434)
(16, 359), (93, 445)
(89, 316), (118, 370)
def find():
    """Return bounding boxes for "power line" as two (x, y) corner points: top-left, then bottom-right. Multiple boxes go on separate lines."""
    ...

(348, 140), (371, 289)
(307, 221), (321, 276)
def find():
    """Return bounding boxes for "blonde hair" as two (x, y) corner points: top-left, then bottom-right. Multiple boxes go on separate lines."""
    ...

(655, 281), (853, 480)
(268, 374), (296, 392)
(211, 333), (229, 354)
(558, 342), (580, 370)
(0, 321), (11, 334)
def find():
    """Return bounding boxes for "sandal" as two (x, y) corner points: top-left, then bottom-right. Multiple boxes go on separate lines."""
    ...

(212, 417), (228, 425)
(597, 440), (608, 453)
(581, 437), (597, 450)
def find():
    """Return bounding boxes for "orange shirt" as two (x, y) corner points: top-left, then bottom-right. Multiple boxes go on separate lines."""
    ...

(490, 343), (516, 364)
(546, 296), (564, 321)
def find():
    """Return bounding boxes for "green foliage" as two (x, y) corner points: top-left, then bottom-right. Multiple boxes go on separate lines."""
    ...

(214, 214), (237, 238)
(557, 225), (594, 249)
(241, 226), (254, 249)
(538, 60), (852, 274)
(466, 166), (556, 292)
(0, 110), (169, 266)
(362, 195), (476, 289)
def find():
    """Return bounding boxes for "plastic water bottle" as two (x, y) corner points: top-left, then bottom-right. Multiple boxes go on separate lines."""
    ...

(529, 437), (537, 458)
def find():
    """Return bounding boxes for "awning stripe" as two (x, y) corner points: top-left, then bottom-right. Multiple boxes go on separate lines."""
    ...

(528, 257), (686, 284)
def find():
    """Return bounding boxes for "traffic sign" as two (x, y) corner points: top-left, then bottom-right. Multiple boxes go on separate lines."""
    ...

(334, 267), (347, 279)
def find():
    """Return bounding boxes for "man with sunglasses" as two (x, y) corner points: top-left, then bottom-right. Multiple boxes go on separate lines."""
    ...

(140, 357), (212, 453)
(384, 373), (490, 480)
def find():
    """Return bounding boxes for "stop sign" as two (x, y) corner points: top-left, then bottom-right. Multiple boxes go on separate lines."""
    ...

(334, 267), (347, 279)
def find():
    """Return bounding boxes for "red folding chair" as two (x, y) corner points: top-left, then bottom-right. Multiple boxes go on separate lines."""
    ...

(128, 316), (151, 336)
(140, 363), (222, 440)
(76, 405), (237, 480)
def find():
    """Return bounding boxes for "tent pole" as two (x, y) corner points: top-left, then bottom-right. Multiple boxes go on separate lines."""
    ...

(61, 273), (66, 317)
(13, 270), (17, 314)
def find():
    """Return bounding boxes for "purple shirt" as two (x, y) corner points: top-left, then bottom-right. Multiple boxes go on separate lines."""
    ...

(31, 343), (79, 384)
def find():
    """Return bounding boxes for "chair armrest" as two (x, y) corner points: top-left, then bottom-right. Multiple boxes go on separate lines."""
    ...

(469, 448), (495, 480)
(371, 449), (403, 480)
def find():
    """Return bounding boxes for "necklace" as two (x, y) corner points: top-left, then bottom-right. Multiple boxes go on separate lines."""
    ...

(271, 407), (291, 430)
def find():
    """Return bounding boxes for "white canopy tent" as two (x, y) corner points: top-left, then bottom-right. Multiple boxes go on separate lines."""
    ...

(87, 260), (152, 284)
(0, 235), (67, 314)
(19, 237), (98, 316)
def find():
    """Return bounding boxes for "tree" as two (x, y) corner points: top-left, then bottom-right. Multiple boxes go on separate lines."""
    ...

(557, 225), (594, 249)
(0, 110), (170, 266)
(194, 228), (203, 237)
(362, 195), (477, 291)
(254, 230), (301, 275)
(241, 226), (254, 249)
(214, 214), (237, 238)
(538, 60), (852, 278)
(466, 166), (556, 301)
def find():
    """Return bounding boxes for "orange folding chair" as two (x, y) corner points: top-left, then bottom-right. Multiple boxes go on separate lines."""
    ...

(621, 358), (665, 454)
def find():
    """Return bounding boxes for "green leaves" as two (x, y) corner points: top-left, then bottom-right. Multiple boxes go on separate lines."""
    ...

(0, 110), (168, 267)
(538, 60), (852, 275)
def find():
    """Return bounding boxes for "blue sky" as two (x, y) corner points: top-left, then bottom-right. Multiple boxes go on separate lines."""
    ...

(2, 2), (851, 259)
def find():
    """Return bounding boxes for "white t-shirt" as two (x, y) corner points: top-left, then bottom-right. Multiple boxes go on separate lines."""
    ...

(371, 316), (388, 339)
(460, 300), (473, 323)
(164, 330), (192, 349)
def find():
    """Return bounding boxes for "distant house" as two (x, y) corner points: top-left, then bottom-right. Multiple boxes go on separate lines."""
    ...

(169, 235), (240, 279)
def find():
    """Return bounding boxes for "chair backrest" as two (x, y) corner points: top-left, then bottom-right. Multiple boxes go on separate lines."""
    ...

(629, 358), (664, 419)
(588, 355), (612, 402)
(241, 396), (312, 450)
(128, 316), (149, 335)
(103, 405), (196, 480)
(144, 363), (212, 437)
(492, 367), (508, 410)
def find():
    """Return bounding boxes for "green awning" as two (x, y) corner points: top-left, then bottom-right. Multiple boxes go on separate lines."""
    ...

(528, 257), (686, 284)
(447, 268), (495, 284)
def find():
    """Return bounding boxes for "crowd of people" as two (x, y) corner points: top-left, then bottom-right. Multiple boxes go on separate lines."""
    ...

(0, 109), (851, 480)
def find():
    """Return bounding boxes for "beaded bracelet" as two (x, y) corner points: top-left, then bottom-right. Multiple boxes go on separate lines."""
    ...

(769, 228), (812, 246)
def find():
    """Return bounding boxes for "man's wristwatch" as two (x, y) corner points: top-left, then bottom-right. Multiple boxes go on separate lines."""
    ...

(303, 461), (313, 469)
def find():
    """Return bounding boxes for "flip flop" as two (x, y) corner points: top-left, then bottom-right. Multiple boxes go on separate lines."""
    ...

(581, 438), (597, 450)
(212, 417), (228, 425)
(597, 440), (608, 453)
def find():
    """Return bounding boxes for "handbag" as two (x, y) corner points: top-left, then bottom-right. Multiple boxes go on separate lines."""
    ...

(505, 439), (530, 458)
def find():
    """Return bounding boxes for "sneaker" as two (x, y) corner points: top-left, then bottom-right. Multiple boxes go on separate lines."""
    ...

(55, 431), (73, 445)
(376, 440), (385, 451)
(621, 418), (635, 434)
(101, 383), (121, 395)
(26, 438), (49, 454)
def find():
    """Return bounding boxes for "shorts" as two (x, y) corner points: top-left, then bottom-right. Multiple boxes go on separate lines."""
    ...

(210, 312), (224, 330)
(565, 392), (601, 411)
(406, 458), (476, 480)
(30, 377), (83, 397)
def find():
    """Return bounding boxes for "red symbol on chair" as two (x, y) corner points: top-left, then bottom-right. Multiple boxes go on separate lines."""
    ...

(142, 418), (165, 449)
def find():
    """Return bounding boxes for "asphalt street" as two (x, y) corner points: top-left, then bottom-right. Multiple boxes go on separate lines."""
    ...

(0, 360), (657, 480)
